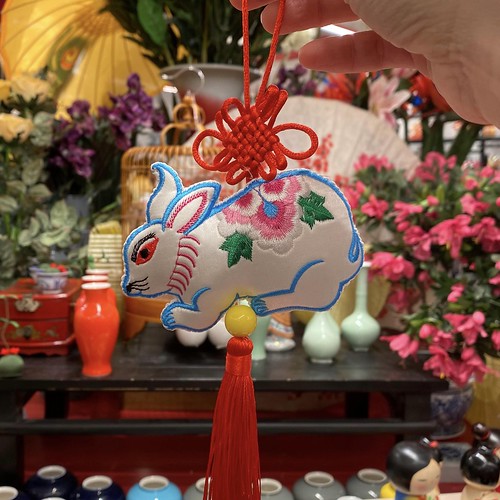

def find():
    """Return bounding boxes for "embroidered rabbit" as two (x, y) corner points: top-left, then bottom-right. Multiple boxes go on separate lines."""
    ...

(122, 162), (363, 331)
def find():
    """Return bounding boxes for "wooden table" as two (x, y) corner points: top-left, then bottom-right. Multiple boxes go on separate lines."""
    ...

(0, 324), (448, 485)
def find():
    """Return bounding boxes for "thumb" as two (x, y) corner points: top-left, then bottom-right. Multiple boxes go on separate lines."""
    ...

(345, 0), (453, 59)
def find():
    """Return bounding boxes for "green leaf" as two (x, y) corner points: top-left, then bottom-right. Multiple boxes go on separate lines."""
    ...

(298, 191), (334, 229)
(50, 200), (70, 228)
(28, 217), (41, 238)
(220, 232), (253, 268)
(6, 180), (27, 197)
(28, 183), (52, 200)
(21, 158), (44, 186)
(35, 209), (51, 231)
(137, 0), (166, 46)
(38, 227), (69, 246)
(17, 229), (33, 247)
(0, 195), (18, 214)
(30, 111), (54, 147)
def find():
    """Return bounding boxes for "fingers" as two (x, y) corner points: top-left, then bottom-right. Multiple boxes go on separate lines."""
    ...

(298, 31), (428, 74)
(230, 0), (277, 9)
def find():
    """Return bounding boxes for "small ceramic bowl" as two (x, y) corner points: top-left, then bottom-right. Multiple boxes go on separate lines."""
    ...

(293, 471), (346, 500)
(71, 475), (125, 500)
(127, 475), (181, 500)
(175, 328), (208, 347)
(34, 271), (69, 294)
(24, 465), (78, 500)
(346, 469), (388, 499)
(0, 487), (30, 500)
(182, 478), (205, 500)
(207, 318), (231, 349)
(260, 478), (293, 500)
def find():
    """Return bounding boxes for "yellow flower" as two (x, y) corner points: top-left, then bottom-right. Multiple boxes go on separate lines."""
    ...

(10, 74), (51, 103)
(0, 113), (34, 142)
(0, 80), (11, 102)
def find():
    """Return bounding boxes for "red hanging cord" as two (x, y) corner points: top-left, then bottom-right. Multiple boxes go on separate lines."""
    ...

(192, 0), (318, 185)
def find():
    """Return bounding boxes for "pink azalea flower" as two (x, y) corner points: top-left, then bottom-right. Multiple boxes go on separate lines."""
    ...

(354, 153), (393, 172)
(492, 330), (500, 350)
(456, 347), (490, 385)
(444, 311), (488, 345)
(417, 270), (433, 287)
(381, 333), (419, 358)
(430, 215), (472, 259)
(448, 283), (465, 303)
(386, 286), (417, 313)
(403, 226), (433, 261)
(460, 193), (490, 215)
(470, 217), (500, 253)
(360, 194), (389, 220)
(368, 75), (410, 128)
(394, 201), (424, 232)
(418, 324), (455, 350)
(426, 195), (439, 207)
(413, 153), (456, 183)
(464, 177), (479, 190)
(423, 345), (455, 380)
(371, 252), (415, 281)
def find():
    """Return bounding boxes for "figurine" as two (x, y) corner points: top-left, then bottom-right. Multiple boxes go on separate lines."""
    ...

(461, 445), (500, 500)
(386, 438), (443, 500)
(472, 423), (500, 456)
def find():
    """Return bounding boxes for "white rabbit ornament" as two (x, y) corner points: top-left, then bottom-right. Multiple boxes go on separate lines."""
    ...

(122, 162), (363, 332)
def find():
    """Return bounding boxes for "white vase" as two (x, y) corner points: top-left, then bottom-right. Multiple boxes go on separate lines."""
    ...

(302, 311), (341, 364)
(341, 262), (381, 351)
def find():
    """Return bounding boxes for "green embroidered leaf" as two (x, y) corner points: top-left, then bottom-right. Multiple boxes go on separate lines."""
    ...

(220, 232), (253, 268)
(298, 191), (334, 228)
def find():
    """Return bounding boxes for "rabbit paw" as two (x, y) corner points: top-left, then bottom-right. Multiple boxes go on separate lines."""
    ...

(252, 297), (269, 315)
(161, 306), (179, 330)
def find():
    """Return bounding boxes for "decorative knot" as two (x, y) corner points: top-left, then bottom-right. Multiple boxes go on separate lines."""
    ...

(192, 85), (318, 184)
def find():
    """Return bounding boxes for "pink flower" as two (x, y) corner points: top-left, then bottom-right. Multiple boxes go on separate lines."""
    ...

(368, 75), (410, 127)
(381, 333), (419, 358)
(464, 177), (479, 190)
(403, 226), (433, 261)
(448, 283), (465, 303)
(460, 193), (490, 215)
(426, 195), (439, 207)
(417, 271), (433, 287)
(354, 154), (393, 173)
(418, 324), (455, 350)
(413, 152), (456, 183)
(492, 330), (500, 350)
(371, 252), (415, 281)
(444, 311), (488, 345)
(430, 215), (472, 259)
(387, 286), (418, 313)
(455, 348), (490, 385)
(423, 345), (455, 380)
(360, 194), (389, 220)
(470, 217), (500, 253)
(394, 201), (424, 232)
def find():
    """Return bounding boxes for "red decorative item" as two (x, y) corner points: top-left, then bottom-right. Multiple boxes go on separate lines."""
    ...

(192, 0), (317, 185)
(0, 278), (81, 355)
(74, 282), (119, 377)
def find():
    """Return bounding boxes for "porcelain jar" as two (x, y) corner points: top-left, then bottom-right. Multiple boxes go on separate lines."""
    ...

(341, 262), (380, 351)
(0, 487), (30, 500)
(175, 328), (208, 347)
(346, 469), (388, 499)
(76, 275), (116, 310)
(293, 471), (346, 500)
(182, 479), (205, 500)
(74, 282), (120, 377)
(302, 311), (341, 364)
(127, 476), (181, 500)
(71, 476), (125, 500)
(260, 479), (293, 500)
(24, 465), (78, 500)
(207, 318), (231, 349)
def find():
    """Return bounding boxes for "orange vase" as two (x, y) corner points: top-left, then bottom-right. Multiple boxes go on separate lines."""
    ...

(75, 275), (117, 310)
(74, 282), (120, 377)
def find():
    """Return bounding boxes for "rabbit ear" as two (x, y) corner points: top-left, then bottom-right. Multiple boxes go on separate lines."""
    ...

(146, 162), (183, 222)
(163, 181), (221, 234)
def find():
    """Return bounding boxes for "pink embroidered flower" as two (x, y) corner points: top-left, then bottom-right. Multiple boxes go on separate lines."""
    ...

(360, 194), (388, 220)
(460, 193), (490, 215)
(371, 252), (415, 281)
(380, 333), (419, 358)
(430, 215), (472, 259)
(444, 311), (488, 345)
(403, 226), (432, 261)
(448, 283), (465, 303)
(368, 75), (410, 128)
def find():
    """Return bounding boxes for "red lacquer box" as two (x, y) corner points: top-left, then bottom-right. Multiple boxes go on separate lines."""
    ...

(0, 278), (81, 355)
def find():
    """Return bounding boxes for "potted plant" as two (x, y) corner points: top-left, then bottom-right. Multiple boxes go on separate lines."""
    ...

(29, 263), (70, 294)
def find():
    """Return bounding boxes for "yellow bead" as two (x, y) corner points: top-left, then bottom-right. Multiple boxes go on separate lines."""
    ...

(225, 305), (257, 337)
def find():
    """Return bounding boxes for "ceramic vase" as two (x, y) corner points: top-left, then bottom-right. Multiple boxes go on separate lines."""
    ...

(207, 318), (232, 349)
(346, 469), (388, 499)
(293, 471), (346, 500)
(260, 479), (294, 500)
(341, 262), (381, 352)
(0, 487), (30, 500)
(127, 475), (181, 500)
(251, 315), (272, 361)
(182, 479), (205, 500)
(72, 476), (124, 500)
(74, 283), (120, 377)
(175, 328), (208, 347)
(24, 465), (78, 500)
(302, 311), (341, 364)
(431, 381), (474, 439)
(76, 275), (116, 310)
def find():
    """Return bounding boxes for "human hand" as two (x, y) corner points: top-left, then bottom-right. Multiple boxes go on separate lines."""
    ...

(232, 0), (500, 126)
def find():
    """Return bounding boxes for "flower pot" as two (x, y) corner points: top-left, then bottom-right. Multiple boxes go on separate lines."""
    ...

(127, 476), (181, 500)
(72, 476), (124, 500)
(24, 465), (78, 500)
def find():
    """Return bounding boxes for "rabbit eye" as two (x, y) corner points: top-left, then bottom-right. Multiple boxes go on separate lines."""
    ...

(132, 233), (158, 265)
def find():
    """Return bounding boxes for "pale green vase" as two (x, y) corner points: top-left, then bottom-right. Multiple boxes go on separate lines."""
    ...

(302, 310), (341, 364)
(251, 315), (271, 361)
(341, 262), (381, 351)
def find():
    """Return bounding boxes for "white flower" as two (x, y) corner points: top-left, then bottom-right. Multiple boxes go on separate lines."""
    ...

(280, 29), (318, 55)
(368, 75), (410, 128)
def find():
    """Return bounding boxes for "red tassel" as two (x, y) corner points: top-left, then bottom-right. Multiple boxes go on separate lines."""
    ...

(203, 336), (260, 500)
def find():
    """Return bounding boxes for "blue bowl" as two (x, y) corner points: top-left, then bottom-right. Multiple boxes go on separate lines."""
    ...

(24, 465), (77, 500)
(127, 476), (181, 500)
(0, 486), (31, 500)
(71, 476), (124, 500)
